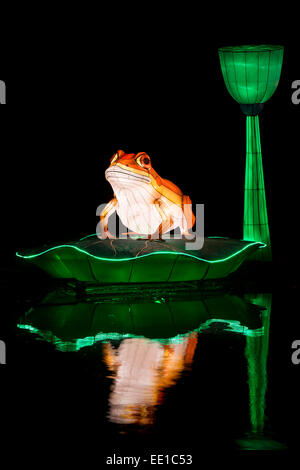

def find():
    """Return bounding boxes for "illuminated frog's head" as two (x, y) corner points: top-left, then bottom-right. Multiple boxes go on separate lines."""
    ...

(105, 150), (154, 190)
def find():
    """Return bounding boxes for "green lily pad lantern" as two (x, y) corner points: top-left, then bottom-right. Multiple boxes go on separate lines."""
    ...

(218, 45), (284, 261)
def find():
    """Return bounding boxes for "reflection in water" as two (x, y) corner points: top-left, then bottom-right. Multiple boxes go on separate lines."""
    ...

(17, 293), (264, 352)
(244, 293), (272, 434)
(17, 290), (274, 444)
(103, 335), (197, 425)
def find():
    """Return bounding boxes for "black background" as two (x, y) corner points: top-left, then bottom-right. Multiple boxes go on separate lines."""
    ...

(1, 37), (298, 265)
(0, 34), (299, 462)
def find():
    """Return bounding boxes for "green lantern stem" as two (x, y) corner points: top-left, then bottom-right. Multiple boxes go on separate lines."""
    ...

(244, 115), (272, 261)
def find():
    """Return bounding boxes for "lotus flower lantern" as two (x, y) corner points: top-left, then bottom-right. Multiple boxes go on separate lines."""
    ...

(218, 45), (284, 261)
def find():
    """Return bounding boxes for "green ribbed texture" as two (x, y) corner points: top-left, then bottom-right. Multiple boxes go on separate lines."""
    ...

(245, 293), (272, 433)
(218, 45), (284, 104)
(244, 116), (272, 261)
(218, 45), (284, 263)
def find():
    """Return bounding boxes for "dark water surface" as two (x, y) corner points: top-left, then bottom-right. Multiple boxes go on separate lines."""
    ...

(1, 262), (299, 464)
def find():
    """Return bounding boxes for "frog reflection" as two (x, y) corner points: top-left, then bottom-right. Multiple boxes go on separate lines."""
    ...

(102, 334), (198, 425)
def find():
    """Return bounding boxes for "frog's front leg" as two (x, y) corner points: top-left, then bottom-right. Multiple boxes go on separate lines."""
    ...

(150, 199), (174, 240)
(99, 197), (118, 239)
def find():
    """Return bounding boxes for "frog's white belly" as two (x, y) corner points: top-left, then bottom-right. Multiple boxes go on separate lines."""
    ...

(116, 185), (183, 235)
(106, 166), (184, 235)
(117, 188), (161, 234)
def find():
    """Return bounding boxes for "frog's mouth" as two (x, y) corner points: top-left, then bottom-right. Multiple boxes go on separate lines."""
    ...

(105, 165), (151, 185)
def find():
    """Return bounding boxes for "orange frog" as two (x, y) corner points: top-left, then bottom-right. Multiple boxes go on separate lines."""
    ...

(100, 150), (195, 238)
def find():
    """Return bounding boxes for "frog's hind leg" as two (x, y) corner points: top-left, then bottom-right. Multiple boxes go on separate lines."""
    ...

(181, 195), (195, 236)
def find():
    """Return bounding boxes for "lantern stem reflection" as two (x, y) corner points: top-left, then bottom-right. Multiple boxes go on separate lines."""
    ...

(245, 293), (272, 433)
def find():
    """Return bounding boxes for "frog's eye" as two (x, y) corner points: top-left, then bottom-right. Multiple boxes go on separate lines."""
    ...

(136, 154), (151, 169)
(110, 153), (118, 164)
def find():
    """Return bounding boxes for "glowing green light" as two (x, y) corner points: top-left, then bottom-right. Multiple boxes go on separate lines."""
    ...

(218, 45), (284, 261)
(16, 239), (266, 282)
(218, 44), (284, 104)
(17, 317), (264, 353)
(15, 241), (263, 264)
(245, 293), (272, 433)
(244, 116), (271, 260)
(80, 233), (100, 241)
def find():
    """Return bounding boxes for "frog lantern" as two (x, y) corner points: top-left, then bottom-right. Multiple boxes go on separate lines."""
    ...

(100, 150), (196, 239)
